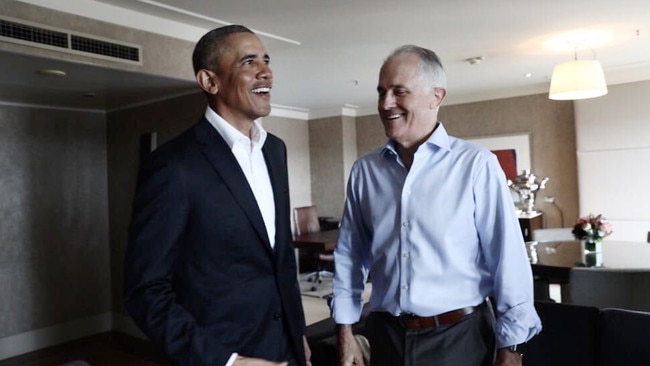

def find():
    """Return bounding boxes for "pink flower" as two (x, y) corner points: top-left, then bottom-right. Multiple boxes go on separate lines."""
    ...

(599, 222), (613, 235)
(572, 213), (613, 241)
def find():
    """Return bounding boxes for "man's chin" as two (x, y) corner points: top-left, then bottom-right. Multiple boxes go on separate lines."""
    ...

(250, 101), (271, 118)
(383, 123), (401, 138)
(252, 106), (272, 119)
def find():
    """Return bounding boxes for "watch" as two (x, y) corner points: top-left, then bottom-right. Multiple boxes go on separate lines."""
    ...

(504, 343), (526, 356)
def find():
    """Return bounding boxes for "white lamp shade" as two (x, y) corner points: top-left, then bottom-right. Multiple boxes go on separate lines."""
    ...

(548, 60), (608, 100)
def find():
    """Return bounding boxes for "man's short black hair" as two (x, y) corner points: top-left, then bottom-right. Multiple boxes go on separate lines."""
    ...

(192, 25), (254, 75)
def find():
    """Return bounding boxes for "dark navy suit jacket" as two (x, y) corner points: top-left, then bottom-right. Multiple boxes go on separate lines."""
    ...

(124, 118), (306, 365)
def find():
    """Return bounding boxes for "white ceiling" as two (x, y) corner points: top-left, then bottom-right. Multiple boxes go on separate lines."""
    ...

(4, 0), (650, 114)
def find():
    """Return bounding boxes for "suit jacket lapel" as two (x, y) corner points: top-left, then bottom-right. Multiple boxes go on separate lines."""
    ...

(262, 136), (293, 267)
(194, 118), (272, 250)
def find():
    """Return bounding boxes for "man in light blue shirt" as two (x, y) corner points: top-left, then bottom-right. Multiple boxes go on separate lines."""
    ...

(332, 45), (542, 366)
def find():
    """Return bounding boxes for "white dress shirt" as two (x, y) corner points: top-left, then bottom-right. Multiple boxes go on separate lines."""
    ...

(205, 107), (277, 366)
(204, 107), (276, 248)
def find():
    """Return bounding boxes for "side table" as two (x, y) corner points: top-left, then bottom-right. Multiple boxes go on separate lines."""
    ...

(519, 212), (543, 241)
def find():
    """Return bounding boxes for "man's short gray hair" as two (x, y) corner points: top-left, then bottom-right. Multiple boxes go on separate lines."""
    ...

(386, 45), (447, 89)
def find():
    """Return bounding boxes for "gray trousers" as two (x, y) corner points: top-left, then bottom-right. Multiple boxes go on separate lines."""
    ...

(365, 303), (496, 366)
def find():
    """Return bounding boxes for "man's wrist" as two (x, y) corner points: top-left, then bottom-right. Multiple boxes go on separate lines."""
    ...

(336, 324), (354, 336)
(501, 342), (526, 356)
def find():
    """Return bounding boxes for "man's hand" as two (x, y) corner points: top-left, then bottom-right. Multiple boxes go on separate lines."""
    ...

(303, 335), (312, 366)
(232, 336), (311, 366)
(336, 324), (365, 366)
(233, 356), (287, 366)
(494, 348), (522, 366)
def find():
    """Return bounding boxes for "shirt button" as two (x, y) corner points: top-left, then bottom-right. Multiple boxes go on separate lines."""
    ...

(402, 285), (409, 291)
(273, 312), (282, 320)
(402, 221), (409, 228)
(403, 253), (409, 258)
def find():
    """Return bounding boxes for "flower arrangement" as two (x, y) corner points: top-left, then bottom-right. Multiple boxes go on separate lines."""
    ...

(572, 214), (613, 243)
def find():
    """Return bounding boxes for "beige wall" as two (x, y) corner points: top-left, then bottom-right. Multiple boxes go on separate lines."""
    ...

(355, 114), (386, 156)
(0, 104), (110, 358)
(263, 116), (312, 215)
(575, 80), (650, 242)
(354, 93), (579, 228)
(308, 116), (347, 219)
(341, 115), (358, 199)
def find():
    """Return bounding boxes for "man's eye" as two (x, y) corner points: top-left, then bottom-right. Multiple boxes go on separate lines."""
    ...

(395, 89), (407, 96)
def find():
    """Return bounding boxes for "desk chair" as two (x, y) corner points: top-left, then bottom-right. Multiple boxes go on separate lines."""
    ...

(293, 205), (334, 292)
(294, 205), (321, 235)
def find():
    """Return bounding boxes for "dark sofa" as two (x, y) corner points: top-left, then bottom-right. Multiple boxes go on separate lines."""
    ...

(305, 301), (650, 366)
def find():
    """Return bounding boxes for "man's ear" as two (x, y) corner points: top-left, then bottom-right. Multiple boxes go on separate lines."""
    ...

(196, 69), (219, 95)
(429, 87), (447, 109)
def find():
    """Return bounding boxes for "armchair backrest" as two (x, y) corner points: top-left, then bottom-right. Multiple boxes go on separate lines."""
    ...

(599, 308), (650, 365)
(568, 268), (650, 312)
(532, 227), (574, 242)
(526, 301), (599, 366)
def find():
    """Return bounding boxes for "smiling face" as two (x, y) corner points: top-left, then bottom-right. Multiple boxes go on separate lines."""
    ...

(377, 53), (446, 150)
(197, 32), (272, 131)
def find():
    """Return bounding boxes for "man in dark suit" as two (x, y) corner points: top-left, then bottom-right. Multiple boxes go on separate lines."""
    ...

(123, 25), (311, 366)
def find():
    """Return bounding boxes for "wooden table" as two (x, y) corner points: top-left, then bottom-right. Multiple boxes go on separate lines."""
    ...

(292, 229), (339, 274)
(530, 240), (650, 284)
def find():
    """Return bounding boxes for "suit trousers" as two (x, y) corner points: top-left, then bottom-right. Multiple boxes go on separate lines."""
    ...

(365, 303), (496, 366)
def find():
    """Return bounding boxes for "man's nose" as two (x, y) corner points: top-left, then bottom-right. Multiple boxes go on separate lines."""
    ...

(259, 64), (272, 79)
(379, 94), (395, 110)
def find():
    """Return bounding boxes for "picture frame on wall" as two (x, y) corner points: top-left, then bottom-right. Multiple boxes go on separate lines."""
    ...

(466, 133), (531, 204)
(466, 133), (531, 179)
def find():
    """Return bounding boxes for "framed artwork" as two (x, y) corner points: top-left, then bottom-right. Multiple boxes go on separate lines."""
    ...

(465, 133), (531, 181)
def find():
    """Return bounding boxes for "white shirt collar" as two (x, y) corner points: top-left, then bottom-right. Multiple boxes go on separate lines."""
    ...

(203, 107), (267, 149)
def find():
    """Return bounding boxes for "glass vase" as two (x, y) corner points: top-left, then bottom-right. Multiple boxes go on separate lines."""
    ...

(583, 239), (602, 253)
(581, 239), (603, 267)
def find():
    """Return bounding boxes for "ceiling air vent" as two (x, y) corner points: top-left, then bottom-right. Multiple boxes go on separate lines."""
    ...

(71, 34), (140, 62)
(0, 16), (142, 65)
(0, 18), (68, 49)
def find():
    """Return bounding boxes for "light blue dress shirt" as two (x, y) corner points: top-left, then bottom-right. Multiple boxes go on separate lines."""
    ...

(331, 123), (542, 347)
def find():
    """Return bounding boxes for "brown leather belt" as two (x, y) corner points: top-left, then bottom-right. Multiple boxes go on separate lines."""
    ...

(397, 300), (487, 330)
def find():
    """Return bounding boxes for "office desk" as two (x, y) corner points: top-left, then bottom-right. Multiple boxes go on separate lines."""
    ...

(530, 240), (650, 284)
(293, 229), (339, 252)
(293, 229), (339, 274)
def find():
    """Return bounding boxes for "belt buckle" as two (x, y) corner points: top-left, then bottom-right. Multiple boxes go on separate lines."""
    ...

(399, 312), (437, 329)
(398, 312), (416, 328)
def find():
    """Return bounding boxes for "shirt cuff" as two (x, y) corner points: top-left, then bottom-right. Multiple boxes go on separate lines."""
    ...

(496, 302), (542, 348)
(225, 352), (239, 366)
(331, 296), (364, 324)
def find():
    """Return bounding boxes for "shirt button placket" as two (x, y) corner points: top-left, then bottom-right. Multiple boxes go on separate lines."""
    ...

(400, 220), (410, 302)
(400, 182), (412, 307)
